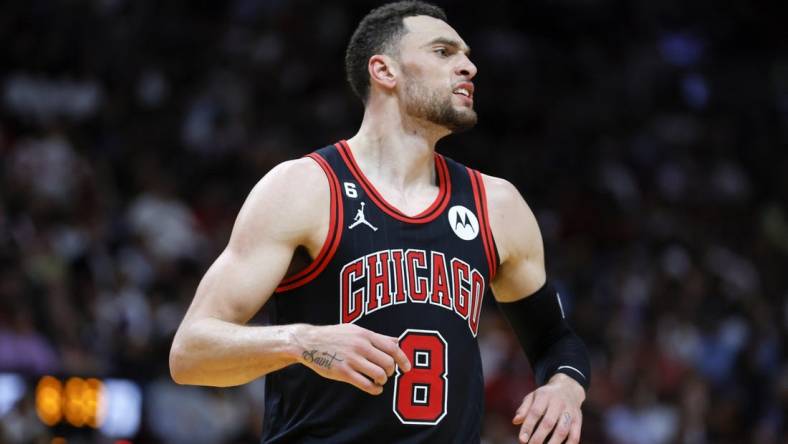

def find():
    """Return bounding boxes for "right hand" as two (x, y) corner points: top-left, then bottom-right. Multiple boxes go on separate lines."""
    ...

(295, 323), (411, 395)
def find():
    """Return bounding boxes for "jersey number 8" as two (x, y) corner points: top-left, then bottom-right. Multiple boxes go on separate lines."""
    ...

(392, 329), (448, 425)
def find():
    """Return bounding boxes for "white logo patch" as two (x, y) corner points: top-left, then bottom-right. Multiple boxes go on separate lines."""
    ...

(348, 202), (378, 231)
(447, 205), (479, 240)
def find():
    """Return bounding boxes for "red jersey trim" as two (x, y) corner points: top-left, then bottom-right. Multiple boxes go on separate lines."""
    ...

(336, 140), (451, 224)
(468, 168), (499, 280)
(275, 153), (344, 293)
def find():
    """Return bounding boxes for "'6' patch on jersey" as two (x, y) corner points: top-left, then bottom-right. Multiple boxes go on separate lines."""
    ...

(447, 205), (479, 241)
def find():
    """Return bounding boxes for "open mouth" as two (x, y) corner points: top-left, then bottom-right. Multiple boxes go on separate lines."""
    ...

(452, 82), (474, 102)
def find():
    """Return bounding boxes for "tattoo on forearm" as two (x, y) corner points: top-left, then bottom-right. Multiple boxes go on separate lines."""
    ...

(302, 349), (344, 369)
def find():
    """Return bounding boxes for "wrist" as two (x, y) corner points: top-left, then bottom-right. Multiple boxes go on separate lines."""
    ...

(284, 323), (311, 365)
(548, 372), (586, 404)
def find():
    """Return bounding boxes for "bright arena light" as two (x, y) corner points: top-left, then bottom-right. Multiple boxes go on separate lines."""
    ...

(98, 379), (142, 438)
(35, 376), (63, 426)
(0, 373), (26, 417)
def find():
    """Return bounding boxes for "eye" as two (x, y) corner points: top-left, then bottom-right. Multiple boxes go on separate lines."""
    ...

(434, 47), (449, 57)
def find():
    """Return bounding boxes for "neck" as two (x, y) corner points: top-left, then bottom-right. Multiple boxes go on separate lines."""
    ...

(346, 99), (450, 190)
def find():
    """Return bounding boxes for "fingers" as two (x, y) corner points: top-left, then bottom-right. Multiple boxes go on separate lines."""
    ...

(303, 325), (413, 396)
(343, 368), (384, 396)
(528, 402), (561, 444)
(518, 393), (547, 443)
(546, 410), (573, 444)
(346, 331), (410, 396)
(513, 392), (534, 425)
(364, 345), (397, 377)
(567, 411), (582, 444)
(370, 333), (411, 372)
(349, 356), (389, 386)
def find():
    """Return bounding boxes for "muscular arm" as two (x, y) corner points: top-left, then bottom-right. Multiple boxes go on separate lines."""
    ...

(484, 175), (546, 302)
(484, 175), (587, 444)
(169, 158), (326, 387)
(169, 159), (410, 390)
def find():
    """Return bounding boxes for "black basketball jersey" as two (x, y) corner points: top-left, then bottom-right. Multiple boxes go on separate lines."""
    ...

(262, 141), (499, 443)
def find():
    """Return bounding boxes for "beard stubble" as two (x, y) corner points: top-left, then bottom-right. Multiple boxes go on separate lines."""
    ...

(403, 77), (477, 133)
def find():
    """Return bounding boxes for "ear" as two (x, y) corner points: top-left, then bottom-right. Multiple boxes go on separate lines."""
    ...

(368, 54), (398, 92)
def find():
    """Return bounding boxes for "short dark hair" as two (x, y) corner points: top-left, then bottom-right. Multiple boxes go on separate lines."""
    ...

(345, 1), (447, 104)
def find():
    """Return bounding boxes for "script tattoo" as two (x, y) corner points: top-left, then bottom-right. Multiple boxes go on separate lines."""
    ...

(302, 349), (344, 369)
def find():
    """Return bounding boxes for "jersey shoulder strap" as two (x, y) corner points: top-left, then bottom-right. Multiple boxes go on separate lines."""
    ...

(438, 154), (500, 279)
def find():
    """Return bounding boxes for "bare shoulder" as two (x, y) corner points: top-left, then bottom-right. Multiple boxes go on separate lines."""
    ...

(479, 174), (524, 214)
(247, 157), (327, 211)
(229, 157), (330, 254)
(478, 173), (543, 274)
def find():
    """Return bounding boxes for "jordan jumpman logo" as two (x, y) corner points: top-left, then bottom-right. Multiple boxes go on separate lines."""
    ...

(348, 202), (378, 231)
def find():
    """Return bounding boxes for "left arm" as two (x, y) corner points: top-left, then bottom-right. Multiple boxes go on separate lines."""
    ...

(483, 174), (590, 444)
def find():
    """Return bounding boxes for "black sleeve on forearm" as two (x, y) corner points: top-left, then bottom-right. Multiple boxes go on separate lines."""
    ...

(497, 281), (591, 391)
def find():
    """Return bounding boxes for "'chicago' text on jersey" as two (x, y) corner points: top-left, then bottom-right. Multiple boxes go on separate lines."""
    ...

(339, 248), (485, 336)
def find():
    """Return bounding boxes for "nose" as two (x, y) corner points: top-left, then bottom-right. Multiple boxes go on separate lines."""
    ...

(457, 54), (477, 79)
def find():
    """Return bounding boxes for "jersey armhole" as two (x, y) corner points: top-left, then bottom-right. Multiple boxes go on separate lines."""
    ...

(275, 154), (344, 293)
(467, 168), (500, 280)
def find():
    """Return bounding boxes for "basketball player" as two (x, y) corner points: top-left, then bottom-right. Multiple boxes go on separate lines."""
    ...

(170, 2), (590, 443)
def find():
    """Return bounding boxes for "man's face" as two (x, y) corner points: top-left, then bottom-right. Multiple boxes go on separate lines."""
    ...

(395, 16), (478, 133)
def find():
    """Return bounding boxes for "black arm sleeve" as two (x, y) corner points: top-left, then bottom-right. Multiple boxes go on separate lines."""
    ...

(497, 281), (590, 391)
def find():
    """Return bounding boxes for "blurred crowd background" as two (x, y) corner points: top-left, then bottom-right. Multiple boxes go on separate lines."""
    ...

(1, 0), (786, 443)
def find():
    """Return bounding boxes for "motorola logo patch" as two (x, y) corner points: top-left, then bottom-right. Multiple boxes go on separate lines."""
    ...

(447, 205), (479, 241)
